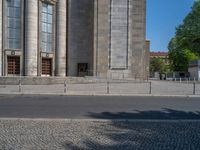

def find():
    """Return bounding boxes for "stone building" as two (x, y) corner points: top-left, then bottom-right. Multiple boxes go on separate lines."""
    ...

(0, 0), (147, 79)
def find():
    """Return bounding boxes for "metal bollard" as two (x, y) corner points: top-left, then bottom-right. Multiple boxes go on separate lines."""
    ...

(64, 80), (67, 93)
(149, 82), (152, 94)
(107, 81), (110, 94)
(193, 82), (196, 95)
(19, 79), (21, 92)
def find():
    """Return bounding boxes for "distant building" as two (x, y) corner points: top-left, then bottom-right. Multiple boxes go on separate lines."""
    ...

(188, 60), (200, 81)
(150, 51), (169, 65)
(149, 51), (169, 79)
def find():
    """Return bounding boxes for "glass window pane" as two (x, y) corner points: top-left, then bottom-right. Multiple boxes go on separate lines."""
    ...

(41, 42), (47, 52)
(42, 13), (47, 22)
(42, 3), (48, 13)
(47, 33), (52, 43)
(47, 43), (52, 52)
(47, 24), (52, 33)
(7, 7), (14, 17)
(47, 5), (53, 14)
(48, 14), (52, 24)
(6, 0), (21, 49)
(14, 0), (21, 7)
(42, 23), (47, 32)
(41, 3), (53, 52)
(14, 7), (21, 18)
(42, 33), (47, 42)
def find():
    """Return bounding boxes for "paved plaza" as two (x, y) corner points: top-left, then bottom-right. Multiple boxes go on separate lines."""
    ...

(0, 95), (200, 149)
(0, 119), (200, 150)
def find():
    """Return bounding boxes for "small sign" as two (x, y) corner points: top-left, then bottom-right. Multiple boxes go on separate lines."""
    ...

(11, 51), (15, 56)
(46, 53), (49, 57)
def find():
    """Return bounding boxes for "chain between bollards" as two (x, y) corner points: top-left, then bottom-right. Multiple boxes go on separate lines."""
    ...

(107, 81), (110, 94)
(64, 80), (67, 93)
(19, 79), (21, 93)
(149, 81), (152, 94)
(193, 82), (196, 95)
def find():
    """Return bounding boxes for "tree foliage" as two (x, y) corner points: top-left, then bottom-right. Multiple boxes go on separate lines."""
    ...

(168, 0), (200, 71)
(150, 58), (168, 75)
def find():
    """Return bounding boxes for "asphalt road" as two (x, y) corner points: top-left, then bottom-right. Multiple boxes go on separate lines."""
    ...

(0, 95), (200, 119)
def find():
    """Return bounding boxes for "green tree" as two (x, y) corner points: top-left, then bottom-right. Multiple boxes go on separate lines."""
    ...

(150, 58), (168, 77)
(168, 0), (200, 71)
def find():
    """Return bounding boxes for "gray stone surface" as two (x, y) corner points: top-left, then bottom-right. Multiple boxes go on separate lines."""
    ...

(25, 0), (38, 76)
(0, 0), (148, 78)
(130, 0), (146, 79)
(94, 0), (147, 79)
(93, 0), (110, 77)
(56, 0), (67, 77)
(0, 120), (200, 150)
(110, 0), (129, 69)
(68, 0), (94, 76)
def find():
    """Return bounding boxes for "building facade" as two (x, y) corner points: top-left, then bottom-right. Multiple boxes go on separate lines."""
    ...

(0, 0), (147, 79)
(189, 60), (200, 81)
(150, 51), (169, 65)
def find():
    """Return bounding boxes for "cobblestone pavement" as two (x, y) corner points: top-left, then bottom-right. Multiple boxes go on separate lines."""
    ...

(0, 119), (200, 150)
(0, 80), (200, 96)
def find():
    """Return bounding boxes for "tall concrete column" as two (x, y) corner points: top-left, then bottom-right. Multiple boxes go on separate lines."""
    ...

(0, 0), (2, 76)
(56, 0), (67, 77)
(24, 0), (38, 76)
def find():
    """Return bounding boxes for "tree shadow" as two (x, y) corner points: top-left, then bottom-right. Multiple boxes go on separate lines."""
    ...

(63, 109), (200, 149)
(87, 108), (200, 120)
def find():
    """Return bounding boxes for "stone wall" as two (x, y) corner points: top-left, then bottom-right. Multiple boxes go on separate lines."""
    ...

(25, 0), (38, 76)
(68, 0), (94, 76)
(130, 0), (146, 79)
(55, 0), (67, 77)
(94, 0), (147, 79)
(0, 0), (147, 79)
(93, 0), (110, 77)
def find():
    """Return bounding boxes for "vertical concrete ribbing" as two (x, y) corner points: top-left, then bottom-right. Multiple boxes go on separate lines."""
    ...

(24, 0), (38, 76)
(0, 0), (2, 76)
(95, 0), (110, 78)
(56, 0), (67, 77)
(130, 0), (146, 79)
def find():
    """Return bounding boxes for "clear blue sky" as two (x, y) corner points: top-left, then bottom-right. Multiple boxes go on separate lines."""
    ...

(146, 0), (195, 52)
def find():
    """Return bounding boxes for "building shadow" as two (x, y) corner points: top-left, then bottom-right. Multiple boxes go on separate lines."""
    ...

(63, 109), (200, 150)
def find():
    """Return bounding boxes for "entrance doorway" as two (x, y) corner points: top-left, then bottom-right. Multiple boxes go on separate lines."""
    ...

(42, 58), (52, 76)
(7, 56), (20, 75)
(78, 63), (88, 76)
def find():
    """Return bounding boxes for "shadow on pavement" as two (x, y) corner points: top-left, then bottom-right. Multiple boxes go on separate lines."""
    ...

(63, 109), (200, 150)
(87, 108), (200, 120)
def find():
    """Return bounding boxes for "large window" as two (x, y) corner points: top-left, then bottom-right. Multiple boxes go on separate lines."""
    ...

(6, 0), (21, 49)
(41, 3), (53, 52)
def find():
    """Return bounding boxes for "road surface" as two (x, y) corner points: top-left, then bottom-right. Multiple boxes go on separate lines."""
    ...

(0, 95), (199, 119)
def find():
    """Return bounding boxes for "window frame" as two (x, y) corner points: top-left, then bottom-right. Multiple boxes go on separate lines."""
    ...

(4, 0), (23, 50)
(39, 2), (55, 53)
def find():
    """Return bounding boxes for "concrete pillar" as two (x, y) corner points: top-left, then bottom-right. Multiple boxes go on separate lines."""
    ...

(24, 0), (38, 76)
(0, 0), (2, 76)
(56, 0), (67, 77)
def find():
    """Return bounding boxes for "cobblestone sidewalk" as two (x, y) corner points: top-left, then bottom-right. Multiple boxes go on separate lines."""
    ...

(0, 119), (200, 150)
